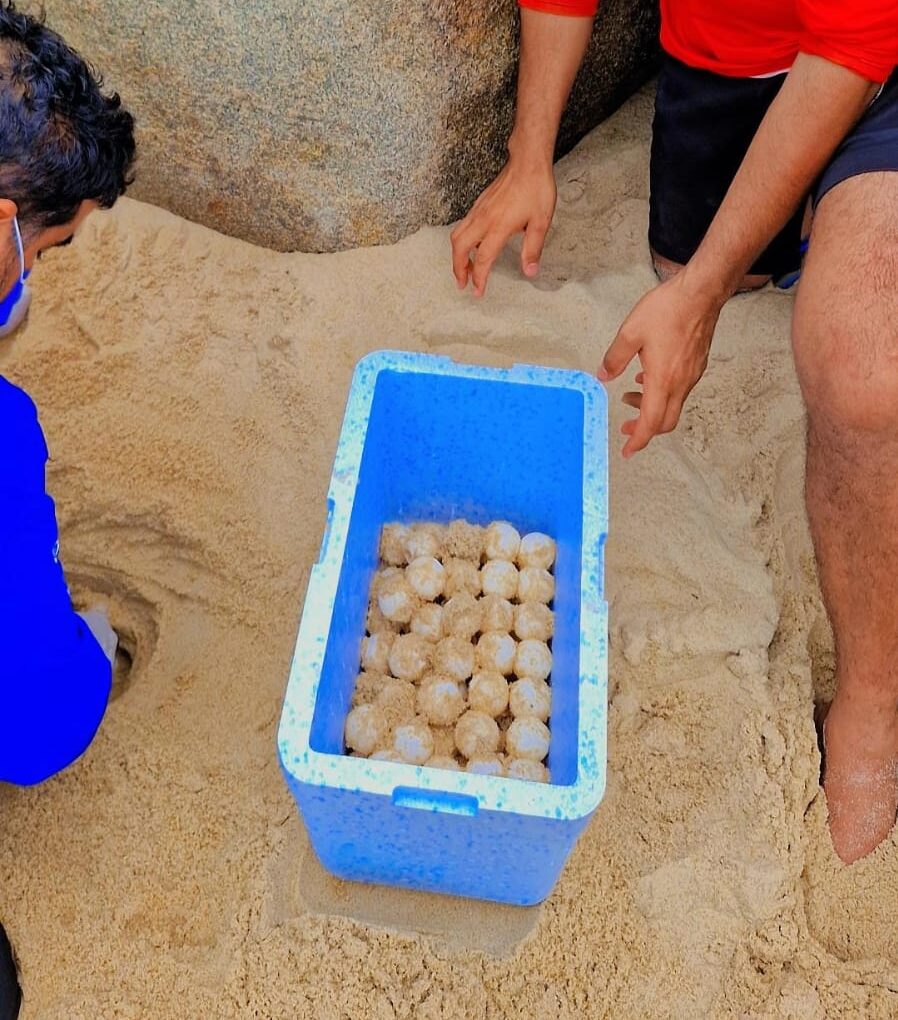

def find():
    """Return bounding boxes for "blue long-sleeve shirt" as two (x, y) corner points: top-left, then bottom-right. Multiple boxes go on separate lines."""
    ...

(0, 376), (110, 785)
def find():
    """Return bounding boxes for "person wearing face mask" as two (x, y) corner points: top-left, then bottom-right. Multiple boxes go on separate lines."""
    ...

(0, 5), (135, 1016)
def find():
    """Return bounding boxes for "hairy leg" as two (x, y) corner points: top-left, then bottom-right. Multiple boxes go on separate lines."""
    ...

(792, 172), (898, 864)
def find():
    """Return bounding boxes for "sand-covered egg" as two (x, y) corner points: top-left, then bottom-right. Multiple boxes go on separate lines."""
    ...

(476, 632), (517, 676)
(360, 630), (395, 674)
(373, 566), (402, 586)
(344, 703), (388, 756)
(517, 532), (556, 571)
(388, 633), (433, 682)
(480, 594), (514, 634)
(392, 718), (435, 765)
(513, 602), (554, 642)
(481, 560), (518, 600)
(431, 726), (457, 758)
(406, 556), (445, 601)
(366, 599), (400, 635)
(351, 671), (389, 707)
(509, 676), (551, 722)
(410, 602), (444, 643)
(370, 748), (403, 763)
(444, 519), (485, 562)
(375, 677), (417, 728)
(379, 523), (410, 566)
(515, 639), (552, 682)
(506, 717), (550, 762)
(417, 673), (466, 726)
(377, 572), (419, 624)
(468, 671), (509, 718)
(484, 521), (521, 562)
(454, 710), (501, 759)
(506, 759), (550, 783)
(443, 557), (482, 598)
(433, 636), (475, 682)
(466, 755), (505, 777)
(357, 520), (559, 773)
(442, 592), (482, 641)
(405, 522), (445, 561)
(517, 567), (554, 605)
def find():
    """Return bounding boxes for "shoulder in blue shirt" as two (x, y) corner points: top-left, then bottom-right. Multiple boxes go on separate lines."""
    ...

(0, 376), (110, 785)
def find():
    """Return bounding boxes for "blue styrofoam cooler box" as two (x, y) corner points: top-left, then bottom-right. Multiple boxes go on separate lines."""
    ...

(278, 350), (608, 906)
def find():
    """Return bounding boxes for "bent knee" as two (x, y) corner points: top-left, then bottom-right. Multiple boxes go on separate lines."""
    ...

(793, 303), (898, 435)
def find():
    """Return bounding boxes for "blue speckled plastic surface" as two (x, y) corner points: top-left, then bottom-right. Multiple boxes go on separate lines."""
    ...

(277, 350), (608, 906)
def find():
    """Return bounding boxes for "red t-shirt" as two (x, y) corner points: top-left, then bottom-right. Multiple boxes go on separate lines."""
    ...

(518, 0), (898, 83)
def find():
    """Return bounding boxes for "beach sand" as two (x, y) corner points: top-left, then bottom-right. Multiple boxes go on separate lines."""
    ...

(1, 84), (897, 1019)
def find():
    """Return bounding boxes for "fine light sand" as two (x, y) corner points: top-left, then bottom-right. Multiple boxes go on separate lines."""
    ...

(2, 85), (898, 1019)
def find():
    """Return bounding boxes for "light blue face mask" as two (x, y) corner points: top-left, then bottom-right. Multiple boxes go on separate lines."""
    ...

(0, 216), (31, 338)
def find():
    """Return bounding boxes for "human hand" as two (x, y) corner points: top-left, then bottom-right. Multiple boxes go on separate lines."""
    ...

(78, 606), (118, 665)
(450, 157), (557, 297)
(598, 271), (723, 457)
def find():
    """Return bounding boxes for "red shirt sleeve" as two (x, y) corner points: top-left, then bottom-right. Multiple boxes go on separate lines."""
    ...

(518, 0), (598, 16)
(797, 0), (898, 82)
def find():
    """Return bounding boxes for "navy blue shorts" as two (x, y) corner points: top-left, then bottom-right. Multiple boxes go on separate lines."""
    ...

(649, 56), (898, 279)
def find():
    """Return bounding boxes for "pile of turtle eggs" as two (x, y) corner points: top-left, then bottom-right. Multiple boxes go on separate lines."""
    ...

(343, 519), (556, 783)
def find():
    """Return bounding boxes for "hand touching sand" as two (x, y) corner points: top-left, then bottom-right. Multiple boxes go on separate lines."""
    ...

(450, 9), (593, 297)
(78, 607), (118, 664)
(450, 159), (556, 297)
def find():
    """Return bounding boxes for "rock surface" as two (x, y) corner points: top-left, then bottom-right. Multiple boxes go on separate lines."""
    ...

(31, 0), (659, 251)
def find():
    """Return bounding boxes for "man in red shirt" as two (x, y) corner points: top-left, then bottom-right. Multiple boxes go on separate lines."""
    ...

(451, 1), (898, 864)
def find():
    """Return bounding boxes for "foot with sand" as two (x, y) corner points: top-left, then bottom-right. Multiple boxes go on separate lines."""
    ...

(820, 698), (898, 864)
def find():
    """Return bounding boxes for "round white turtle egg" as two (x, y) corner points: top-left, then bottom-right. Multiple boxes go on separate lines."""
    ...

(509, 677), (551, 722)
(518, 532), (556, 570)
(506, 717), (550, 762)
(344, 703), (388, 756)
(417, 674), (466, 726)
(476, 632), (517, 676)
(481, 560), (518, 600)
(406, 556), (445, 601)
(393, 719), (435, 765)
(377, 574), (418, 624)
(515, 639), (553, 682)
(484, 521), (521, 562)
(454, 711), (501, 759)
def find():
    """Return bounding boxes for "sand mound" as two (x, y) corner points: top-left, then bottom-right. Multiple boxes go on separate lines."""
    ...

(1, 84), (897, 1019)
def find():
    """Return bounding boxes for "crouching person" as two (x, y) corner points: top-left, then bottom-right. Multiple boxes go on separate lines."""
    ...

(0, 3), (135, 1015)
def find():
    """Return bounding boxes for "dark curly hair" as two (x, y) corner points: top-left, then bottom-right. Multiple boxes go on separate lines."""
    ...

(0, 2), (135, 239)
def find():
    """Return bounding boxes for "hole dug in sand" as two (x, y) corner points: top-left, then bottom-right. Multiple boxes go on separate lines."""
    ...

(68, 569), (159, 699)
(111, 631), (135, 699)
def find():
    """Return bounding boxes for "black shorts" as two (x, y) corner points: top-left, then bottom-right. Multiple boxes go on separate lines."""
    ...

(0, 925), (19, 1020)
(649, 56), (898, 280)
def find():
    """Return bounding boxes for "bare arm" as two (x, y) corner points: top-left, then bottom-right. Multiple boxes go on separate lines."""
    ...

(510, 9), (594, 170)
(600, 54), (878, 457)
(450, 9), (593, 295)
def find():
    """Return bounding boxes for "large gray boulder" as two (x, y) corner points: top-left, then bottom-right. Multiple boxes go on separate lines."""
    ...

(32, 0), (659, 252)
